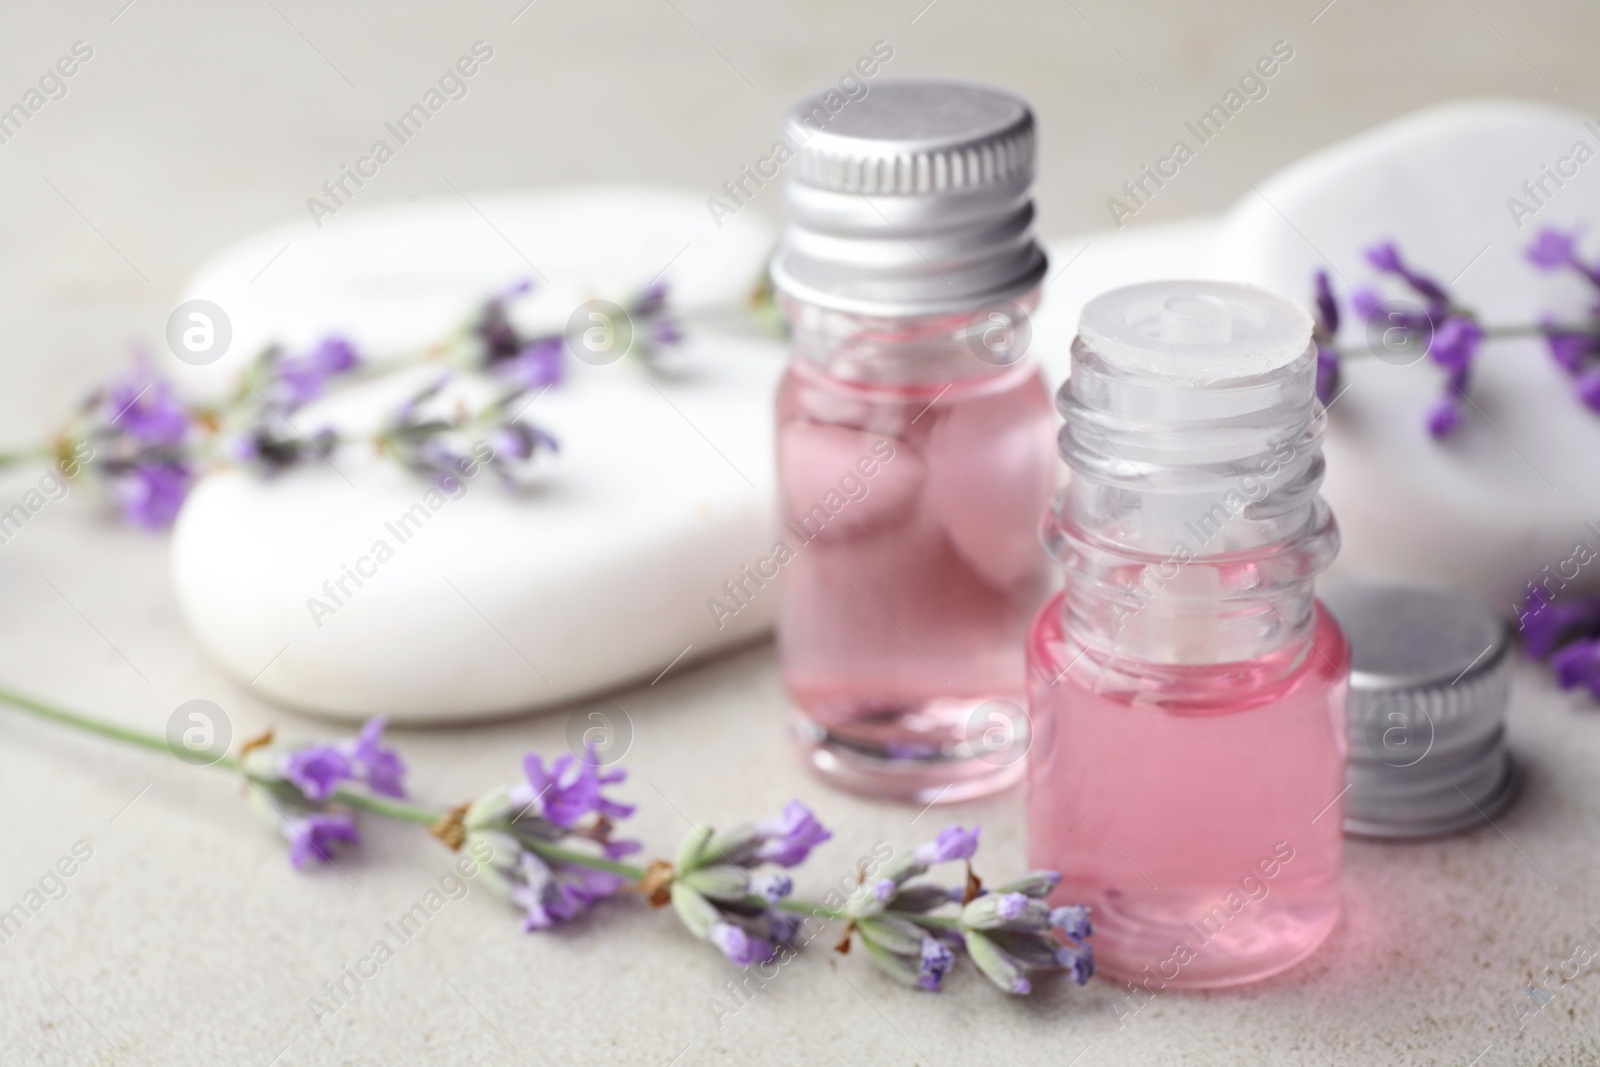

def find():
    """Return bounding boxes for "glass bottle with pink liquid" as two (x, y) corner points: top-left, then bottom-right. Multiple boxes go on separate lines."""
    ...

(1026, 281), (1349, 989)
(769, 79), (1056, 803)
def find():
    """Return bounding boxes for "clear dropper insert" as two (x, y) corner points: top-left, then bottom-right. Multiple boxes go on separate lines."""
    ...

(1044, 281), (1339, 664)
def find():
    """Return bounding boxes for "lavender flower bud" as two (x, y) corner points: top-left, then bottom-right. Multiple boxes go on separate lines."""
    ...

(965, 931), (1031, 995)
(1050, 904), (1094, 941)
(750, 873), (793, 903)
(858, 937), (922, 988)
(961, 891), (1048, 931)
(670, 882), (719, 939)
(1426, 396), (1462, 438)
(857, 916), (926, 956)
(709, 921), (774, 966)
(1527, 228), (1579, 270)
(1057, 943), (1095, 985)
(751, 800), (832, 867)
(996, 871), (1061, 899)
(681, 865), (750, 904)
(675, 824), (714, 874)
(705, 823), (760, 867)
(1366, 242), (1402, 272)
(912, 825), (980, 867)
(855, 916), (951, 991)
(280, 744), (353, 801)
(769, 910), (802, 944)
(918, 937), (955, 991)
(879, 884), (952, 914)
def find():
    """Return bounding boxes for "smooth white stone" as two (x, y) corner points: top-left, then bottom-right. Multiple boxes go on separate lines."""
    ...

(1204, 99), (1600, 609)
(171, 188), (785, 721)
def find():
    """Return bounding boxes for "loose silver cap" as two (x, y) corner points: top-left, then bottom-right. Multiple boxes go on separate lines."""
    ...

(769, 78), (1047, 318)
(1322, 580), (1520, 839)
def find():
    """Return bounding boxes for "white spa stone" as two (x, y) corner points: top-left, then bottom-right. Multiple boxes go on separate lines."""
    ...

(1203, 99), (1600, 609)
(170, 187), (786, 721)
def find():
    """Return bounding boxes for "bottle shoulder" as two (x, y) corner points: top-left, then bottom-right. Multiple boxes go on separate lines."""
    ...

(1028, 592), (1350, 716)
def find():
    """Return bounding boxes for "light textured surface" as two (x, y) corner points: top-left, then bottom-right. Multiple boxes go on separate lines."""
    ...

(5, 1), (1600, 1065)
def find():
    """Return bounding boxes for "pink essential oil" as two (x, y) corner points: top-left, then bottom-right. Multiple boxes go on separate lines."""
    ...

(1026, 282), (1349, 988)
(769, 80), (1057, 803)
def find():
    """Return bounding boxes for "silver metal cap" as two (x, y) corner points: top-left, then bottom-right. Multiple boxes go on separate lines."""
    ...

(769, 78), (1047, 318)
(1322, 580), (1520, 839)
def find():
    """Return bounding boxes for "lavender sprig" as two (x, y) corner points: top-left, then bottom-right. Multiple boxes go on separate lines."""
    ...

(839, 826), (1094, 994)
(1315, 230), (1600, 437)
(20, 278), (696, 529)
(0, 686), (1094, 999)
(373, 372), (559, 490)
(1523, 227), (1600, 412)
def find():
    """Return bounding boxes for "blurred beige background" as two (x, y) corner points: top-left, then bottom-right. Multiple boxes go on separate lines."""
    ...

(4, 3), (1600, 1066)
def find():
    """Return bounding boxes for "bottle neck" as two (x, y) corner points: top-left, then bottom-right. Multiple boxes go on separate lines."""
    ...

(781, 289), (1040, 387)
(1046, 337), (1339, 665)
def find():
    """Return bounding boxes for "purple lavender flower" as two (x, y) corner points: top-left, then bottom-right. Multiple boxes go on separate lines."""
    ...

(753, 800), (833, 867)
(750, 873), (793, 903)
(1519, 590), (1600, 659)
(605, 838), (643, 861)
(379, 373), (560, 490)
(918, 937), (955, 991)
(1365, 241), (1449, 306)
(913, 825), (980, 866)
(632, 280), (669, 320)
(341, 716), (406, 798)
(1050, 904), (1094, 940)
(1366, 242), (1402, 272)
(1576, 367), (1600, 413)
(1429, 316), (1482, 373)
(487, 422), (559, 466)
(1551, 638), (1600, 698)
(651, 318), (683, 347)
(105, 373), (189, 447)
(282, 745), (354, 802)
(279, 718), (403, 802)
(465, 746), (640, 929)
(1527, 227), (1580, 269)
(272, 337), (359, 407)
(510, 849), (628, 930)
(996, 892), (1030, 920)
(1313, 270), (1339, 336)
(109, 462), (193, 528)
(710, 921), (775, 966)
(1057, 942), (1095, 985)
(1349, 286), (1383, 321)
(1425, 396), (1462, 438)
(473, 284), (537, 365)
(511, 747), (636, 829)
(493, 337), (565, 392)
(1542, 317), (1595, 375)
(283, 811), (360, 869)
(667, 803), (824, 967)
(624, 280), (684, 363)
(1527, 226), (1600, 287)
(1311, 271), (1343, 405)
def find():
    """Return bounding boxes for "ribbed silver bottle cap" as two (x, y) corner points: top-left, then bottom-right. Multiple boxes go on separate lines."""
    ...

(769, 78), (1047, 318)
(1322, 580), (1520, 839)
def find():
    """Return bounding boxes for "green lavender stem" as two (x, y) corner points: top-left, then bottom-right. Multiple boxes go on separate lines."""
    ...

(1329, 318), (1600, 358)
(772, 898), (962, 929)
(0, 684), (203, 764)
(0, 685), (938, 931)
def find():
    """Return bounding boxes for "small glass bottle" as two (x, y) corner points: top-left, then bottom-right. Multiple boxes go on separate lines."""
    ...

(769, 80), (1056, 803)
(1026, 282), (1349, 988)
